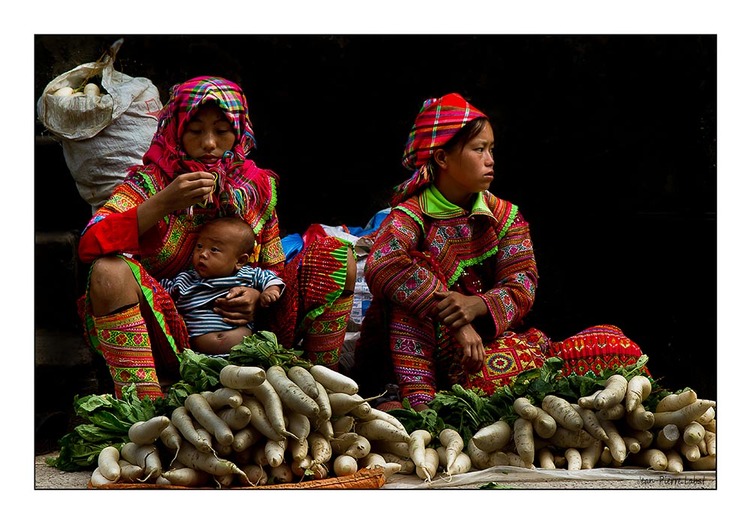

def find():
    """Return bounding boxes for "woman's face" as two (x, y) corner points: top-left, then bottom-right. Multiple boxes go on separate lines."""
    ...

(181, 104), (236, 165)
(435, 122), (495, 207)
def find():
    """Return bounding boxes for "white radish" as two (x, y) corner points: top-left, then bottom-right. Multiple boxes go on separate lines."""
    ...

(269, 463), (295, 484)
(120, 442), (162, 481)
(217, 405), (252, 431)
(170, 406), (212, 453)
(654, 423), (681, 450)
(624, 375), (652, 412)
(333, 454), (359, 476)
(356, 418), (410, 443)
(580, 439), (604, 469)
(128, 415), (171, 445)
(312, 382), (333, 424)
(244, 382), (297, 440)
(655, 389), (697, 412)
(185, 393), (234, 447)
(631, 449), (668, 471)
(513, 397), (538, 419)
(161, 467), (211, 487)
(308, 431), (333, 466)
(219, 364), (266, 390)
(682, 420), (706, 445)
(565, 448), (582, 470)
(201, 387), (243, 409)
(593, 374), (628, 410)
(572, 405), (608, 441)
(90, 467), (117, 487)
(265, 365), (320, 418)
(532, 407), (558, 439)
(355, 407), (407, 434)
(446, 451), (472, 476)
(408, 429), (432, 479)
(538, 447), (556, 469)
(666, 449), (684, 473)
(599, 419), (627, 464)
(471, 419), (512, 453)
(241, 464), (268, 486)
(242, 396), (285, 441)
(232, 426), (262, 453)
(513, 417), (535, 466)
(264, 439), (287, 468)
(624, 403), (655, 431)
(652, 399), (717, 429)
(439, 428), (464, 473)
(286, 365), (320, 399)
(542, 395), (584, 431)
(96, 446), (121, 482)
(309, 364), (359, 394)
(380, 452), (416, 474)
(416, 447), (440, 481)
(331, 415), (355, 436)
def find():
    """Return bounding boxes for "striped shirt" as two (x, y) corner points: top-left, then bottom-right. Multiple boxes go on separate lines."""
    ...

(160, 265), (285, 337)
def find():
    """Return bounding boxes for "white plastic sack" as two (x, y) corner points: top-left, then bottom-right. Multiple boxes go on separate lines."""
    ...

(36, 39), (162, 213)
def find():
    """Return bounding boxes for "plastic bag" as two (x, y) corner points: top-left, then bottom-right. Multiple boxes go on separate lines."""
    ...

(37, 39), (162, 213)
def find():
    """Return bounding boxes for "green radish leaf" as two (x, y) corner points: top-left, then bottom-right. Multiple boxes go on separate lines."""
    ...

(178, 349), (228, 390)
(228, 331), (311, 370)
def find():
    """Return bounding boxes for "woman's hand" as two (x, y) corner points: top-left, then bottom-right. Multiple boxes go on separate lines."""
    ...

(453, 323), (485, 374)
(213, 286), (260, 325)
(159, 171), (217, 213)
(433, 290), (488, 330)
(137, 172), (216, 234)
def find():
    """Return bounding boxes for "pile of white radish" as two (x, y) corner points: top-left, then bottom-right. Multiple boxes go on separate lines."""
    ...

(465, 374), (717, 473)
(89, 364), (410, 488)
(89, 370), (717, 488)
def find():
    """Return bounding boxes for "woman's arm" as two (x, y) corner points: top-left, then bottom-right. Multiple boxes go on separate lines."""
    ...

(364, 210), (446, 319)
(78, 171), (216, 263)
(479, 211), (539, 337)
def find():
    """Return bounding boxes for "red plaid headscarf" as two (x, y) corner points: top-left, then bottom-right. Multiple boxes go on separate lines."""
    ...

(135, 76), (275, 216)
(392, 93), (487, 205)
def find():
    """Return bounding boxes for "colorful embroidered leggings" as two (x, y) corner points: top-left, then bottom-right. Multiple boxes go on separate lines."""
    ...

(92, 304), (164, 400)
(388, 308), (441, 406)
(301, 293), (353, 369)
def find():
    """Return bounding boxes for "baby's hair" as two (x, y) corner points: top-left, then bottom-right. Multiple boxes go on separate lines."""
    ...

(202, 216), (255, 255)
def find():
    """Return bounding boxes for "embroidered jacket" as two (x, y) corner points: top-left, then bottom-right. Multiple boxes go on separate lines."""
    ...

(364, 185), (538, 338)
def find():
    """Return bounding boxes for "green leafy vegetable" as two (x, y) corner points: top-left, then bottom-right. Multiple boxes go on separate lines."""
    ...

(178, 348), (228, 391)
(429, 384), (504, 444)
(228, 331), (311, 370)
(388, 400), (446, 441)
(47, 384), (164, 471)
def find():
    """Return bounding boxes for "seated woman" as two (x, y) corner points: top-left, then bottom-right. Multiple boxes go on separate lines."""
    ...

(77, 76), (355, 399)
(353, 93), (644, 410)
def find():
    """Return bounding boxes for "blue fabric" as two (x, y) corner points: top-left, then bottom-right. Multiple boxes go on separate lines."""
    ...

(280, 208), (392, 261)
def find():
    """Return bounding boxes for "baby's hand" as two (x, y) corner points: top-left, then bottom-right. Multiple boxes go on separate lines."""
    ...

(259, 287), (281, 307)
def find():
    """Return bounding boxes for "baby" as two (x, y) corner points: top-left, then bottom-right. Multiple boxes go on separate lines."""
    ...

(160, 216), (284, 354)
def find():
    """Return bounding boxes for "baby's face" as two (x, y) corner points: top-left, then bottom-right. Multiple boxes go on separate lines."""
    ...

(192, 227), (243, 279)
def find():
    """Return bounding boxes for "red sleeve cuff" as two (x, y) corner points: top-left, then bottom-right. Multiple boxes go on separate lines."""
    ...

(78, 208), (142, 262)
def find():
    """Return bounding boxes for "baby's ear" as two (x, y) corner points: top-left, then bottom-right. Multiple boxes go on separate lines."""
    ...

(236, 253), (250, 269)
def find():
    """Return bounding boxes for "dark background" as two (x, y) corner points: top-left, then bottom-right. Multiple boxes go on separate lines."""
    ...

(35, 34), (716, 399)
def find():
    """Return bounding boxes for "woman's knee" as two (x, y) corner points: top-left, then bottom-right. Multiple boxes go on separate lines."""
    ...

(89, 256), (141, 314)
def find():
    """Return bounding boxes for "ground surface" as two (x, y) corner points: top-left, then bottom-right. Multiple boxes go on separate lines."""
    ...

(34, 452), (716, 490)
